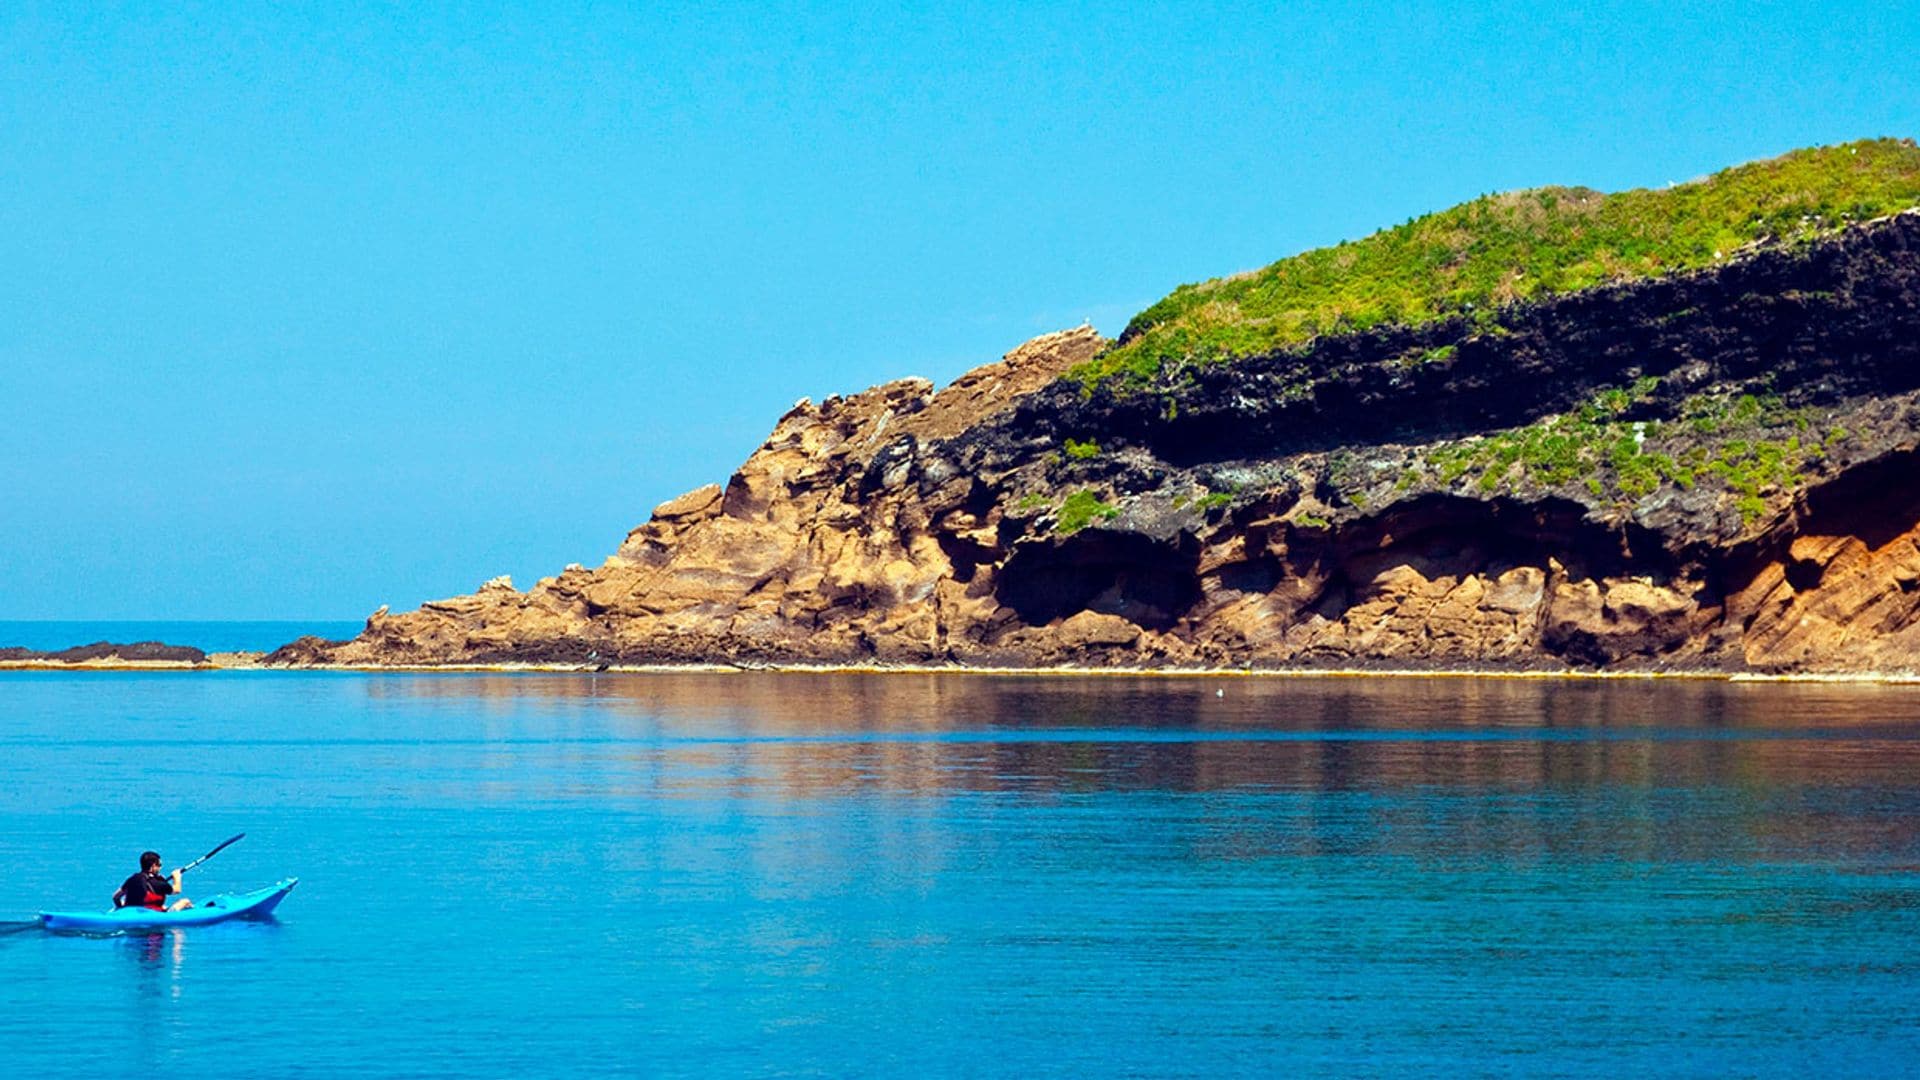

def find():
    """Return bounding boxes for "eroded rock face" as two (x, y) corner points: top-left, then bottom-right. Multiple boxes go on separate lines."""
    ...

(276, 216), (1920, 674)
(294, 328), (1107, 667)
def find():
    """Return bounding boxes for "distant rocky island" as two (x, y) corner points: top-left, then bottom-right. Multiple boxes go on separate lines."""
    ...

(0, 641), (210, 667)
(33, 139), (1920, 677)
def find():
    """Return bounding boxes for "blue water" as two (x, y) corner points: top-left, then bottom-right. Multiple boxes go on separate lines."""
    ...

(4, 672), (1920, 1076)
(0, 620), (362, 653)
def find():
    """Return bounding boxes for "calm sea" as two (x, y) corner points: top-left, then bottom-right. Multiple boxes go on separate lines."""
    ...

(0, 620), (364, 654)
(2, 671), (1918, 1076)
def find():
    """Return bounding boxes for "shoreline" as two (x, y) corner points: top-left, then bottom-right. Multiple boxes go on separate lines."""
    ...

(5, 656), (1920, 684)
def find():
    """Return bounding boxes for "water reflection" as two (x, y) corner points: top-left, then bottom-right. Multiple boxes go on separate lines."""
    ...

(340, 672), (1920, 867)
(127, 929), (185, 977)
(361, 670), (1920, 735)
(354, 673), (1920, 785)
(123, 929), (185, 1075)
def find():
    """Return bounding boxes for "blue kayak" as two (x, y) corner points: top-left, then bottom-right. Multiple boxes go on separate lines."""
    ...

(39, 878), (298, 933)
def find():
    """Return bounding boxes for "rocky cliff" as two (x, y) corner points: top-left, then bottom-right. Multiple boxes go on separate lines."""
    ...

(271, 166), (1920, 674)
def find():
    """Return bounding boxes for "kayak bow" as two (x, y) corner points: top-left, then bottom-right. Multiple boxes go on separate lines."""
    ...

(39, 878), (298, 933)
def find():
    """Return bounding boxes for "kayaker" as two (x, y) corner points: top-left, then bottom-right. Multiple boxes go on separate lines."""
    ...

(112, 851), (193, 912)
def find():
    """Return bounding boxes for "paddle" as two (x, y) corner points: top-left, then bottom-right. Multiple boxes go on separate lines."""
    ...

(175, 833), (245, 876)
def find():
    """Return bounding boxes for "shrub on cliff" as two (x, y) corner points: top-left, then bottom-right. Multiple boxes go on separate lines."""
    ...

(1055, 489), (1119, 534)
(1076, 138), (1920, 389)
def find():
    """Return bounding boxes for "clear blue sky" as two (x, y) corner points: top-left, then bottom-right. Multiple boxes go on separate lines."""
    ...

(4, 2), (1917, 619)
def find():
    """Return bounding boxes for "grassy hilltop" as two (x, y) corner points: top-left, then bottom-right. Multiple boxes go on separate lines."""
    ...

(1077, 138), (1920, 389)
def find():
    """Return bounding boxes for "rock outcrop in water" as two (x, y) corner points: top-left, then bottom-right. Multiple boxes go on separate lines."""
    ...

(270, 171), (1920, 675)
(0, 641), (209, 666)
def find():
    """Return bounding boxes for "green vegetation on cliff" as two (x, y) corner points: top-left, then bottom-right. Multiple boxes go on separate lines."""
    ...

(1076, 139), (1920, 389)
(1406, 384), (1831, 525)
(1055, 489), (1119, 534)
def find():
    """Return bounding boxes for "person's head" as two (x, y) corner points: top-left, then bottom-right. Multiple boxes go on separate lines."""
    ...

(140, 851), (161, 872)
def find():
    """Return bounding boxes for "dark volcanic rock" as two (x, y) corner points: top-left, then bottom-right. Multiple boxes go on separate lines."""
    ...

(1010, 213), (1920, 465)
(259, 636), (351, 666)
(0, 641), (208, 664)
